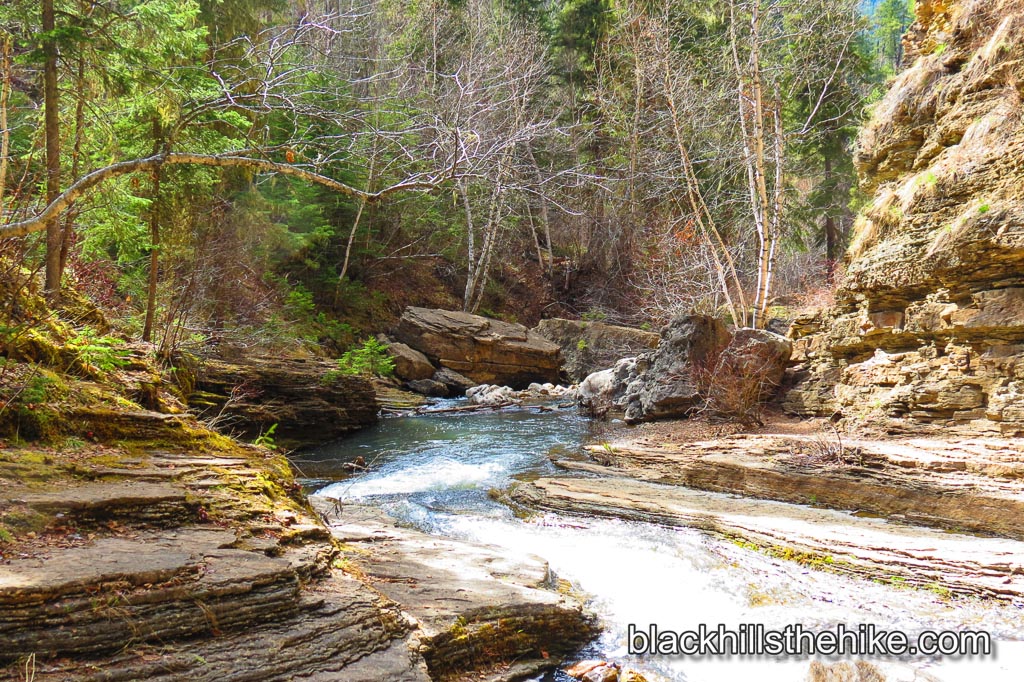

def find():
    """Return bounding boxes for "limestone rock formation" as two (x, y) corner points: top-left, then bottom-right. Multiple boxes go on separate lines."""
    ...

(621, 315), (731, 423)
(466, 383), (576, 406)
(186, 356), (378, 448)
(703, 329), (793, 424)
(577, 357), (640, 417)
(784, 0), (1024, 435)
(394, 307), (561, 388)
(534, 318), (659, 383)
(466, 384), (518, 405)
(313, 503), (600, 679)
(576, 316), (791, 423)
(431, 366), (477, 394)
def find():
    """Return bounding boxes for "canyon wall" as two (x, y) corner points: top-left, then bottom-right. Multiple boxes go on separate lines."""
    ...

(785, 0), (1024, 435)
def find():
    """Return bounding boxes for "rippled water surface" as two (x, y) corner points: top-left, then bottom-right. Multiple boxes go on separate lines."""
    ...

(301, 402), (1024, 682)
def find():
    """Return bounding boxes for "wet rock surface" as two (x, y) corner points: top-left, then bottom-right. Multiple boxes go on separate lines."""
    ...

(0, 408), (598, 681)
(512, 475), (1024, 602)
(557, 429), (1024, 541)
(467, 383), (576, 406)
(312, 503), (600, 680)
(395, 307), (561, 388)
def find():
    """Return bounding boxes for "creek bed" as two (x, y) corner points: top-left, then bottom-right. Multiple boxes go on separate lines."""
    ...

(296, 401), (1024, 682)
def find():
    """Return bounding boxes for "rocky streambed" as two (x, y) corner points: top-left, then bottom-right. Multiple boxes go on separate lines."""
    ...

(302, 403), (1024, 682)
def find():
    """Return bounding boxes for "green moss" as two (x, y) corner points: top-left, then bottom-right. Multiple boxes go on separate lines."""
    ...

(0, 508), (50, 534)
(0, 450), (62, 484)
(730, 537), (837, 570)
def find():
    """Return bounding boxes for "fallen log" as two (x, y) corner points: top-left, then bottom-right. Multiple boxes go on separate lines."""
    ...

(414, 402), (518, 415)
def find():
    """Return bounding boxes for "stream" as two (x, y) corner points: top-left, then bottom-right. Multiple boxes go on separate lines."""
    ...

(297, 401), (1024, 682)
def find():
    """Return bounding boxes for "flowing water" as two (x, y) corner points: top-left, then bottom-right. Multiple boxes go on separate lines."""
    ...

(299, 401), (1024, 682)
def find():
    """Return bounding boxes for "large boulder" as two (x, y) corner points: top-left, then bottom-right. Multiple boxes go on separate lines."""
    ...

(394, 307), (561, 388)
(622, 315), (732, 423)
(700, 329), (792, 424)
(432, 366), (477, 395)
(186, 357), (378, 448)
(407, 378), (450, 397)
(533, 318), (659, 383)
(577, 316), (792, 424)
(386, 342), (435, 381)
(577, 357), (640, 418)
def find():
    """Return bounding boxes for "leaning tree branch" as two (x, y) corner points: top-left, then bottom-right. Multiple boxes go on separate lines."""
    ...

(0, 152), (454, 238)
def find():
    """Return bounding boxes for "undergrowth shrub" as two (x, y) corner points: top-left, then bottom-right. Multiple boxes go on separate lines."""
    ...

(67, 329), (132, 374)
(326, 338), (395, 381)
(694, 331), (788, 426)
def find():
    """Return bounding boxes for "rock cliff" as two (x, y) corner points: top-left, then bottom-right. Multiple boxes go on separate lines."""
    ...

(785, 0), (1024, 435)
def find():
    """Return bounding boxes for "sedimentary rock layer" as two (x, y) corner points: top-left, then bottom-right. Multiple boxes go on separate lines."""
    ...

(786, 0), (1024, 434)
(533, 318), (659, 383)
(395, 307), (561, 388)
(186, 356), (379, 447)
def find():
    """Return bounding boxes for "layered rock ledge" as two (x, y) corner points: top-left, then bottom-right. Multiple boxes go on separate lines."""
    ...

(556, 426), (1024, 540)
(183, 355), (379, 448)
(316, 503), (600, 680)
(784, 0), (1024, 435)
(512, 476), (1024, 602)
(394, 307), (561, 389)
(0, 411), (597, 681)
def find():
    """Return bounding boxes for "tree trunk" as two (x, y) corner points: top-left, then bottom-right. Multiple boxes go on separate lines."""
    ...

(0, 34), (11, 215)
(143, 117), (163, 343)
(526, 145), (553, 278)
(465, 179), (503, 313)
(458, 179), (476, 309)
(60, 50), (87, 278)
(43, 0), (62, 298)
(338, 139), (378, 287)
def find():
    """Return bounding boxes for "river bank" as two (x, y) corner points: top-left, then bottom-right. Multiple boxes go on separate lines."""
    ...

(4, 376), (1024, 681)
(0, 403), (594, 682)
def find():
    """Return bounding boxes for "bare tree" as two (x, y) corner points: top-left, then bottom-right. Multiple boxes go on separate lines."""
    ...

(596, 0), (864, 328)
(0, 11), (465, 242)
(417, 0), (560, 313)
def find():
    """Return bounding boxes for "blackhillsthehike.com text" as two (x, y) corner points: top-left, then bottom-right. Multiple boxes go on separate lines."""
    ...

(628, 624), (992, 657)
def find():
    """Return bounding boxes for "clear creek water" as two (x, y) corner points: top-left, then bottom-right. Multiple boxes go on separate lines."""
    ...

(299, 401), (1024, 682)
